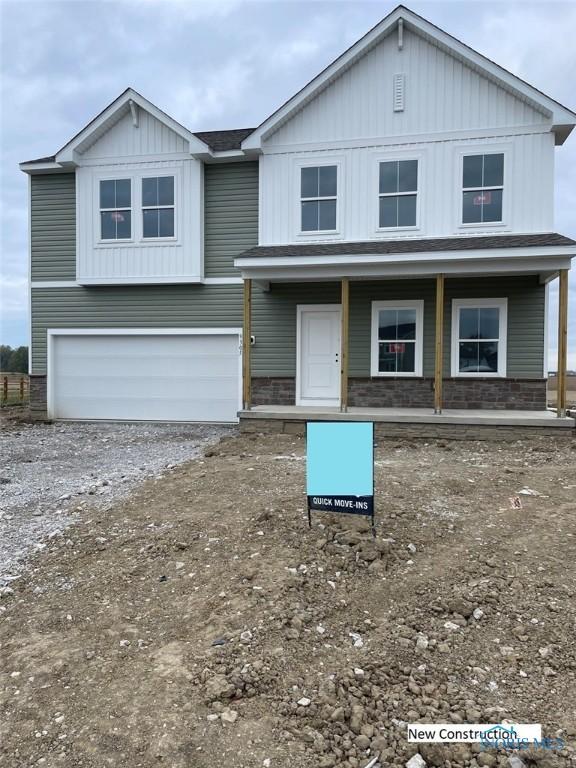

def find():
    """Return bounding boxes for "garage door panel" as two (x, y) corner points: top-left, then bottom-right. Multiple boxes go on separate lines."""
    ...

(57, 395), (239, 422)
(51, 333), (240, 422)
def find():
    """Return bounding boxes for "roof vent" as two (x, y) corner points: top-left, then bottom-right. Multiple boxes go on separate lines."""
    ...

(393, 73), (405, 112)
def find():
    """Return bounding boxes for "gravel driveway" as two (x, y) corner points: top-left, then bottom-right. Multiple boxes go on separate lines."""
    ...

(0, 421), (232, 584)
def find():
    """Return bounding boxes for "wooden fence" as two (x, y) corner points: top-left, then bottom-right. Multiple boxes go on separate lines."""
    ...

(1, 373), (29, 406)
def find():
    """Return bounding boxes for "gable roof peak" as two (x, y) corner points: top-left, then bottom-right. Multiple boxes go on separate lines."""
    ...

(242, 4), (576, 150)
(54, 87), (210, 164)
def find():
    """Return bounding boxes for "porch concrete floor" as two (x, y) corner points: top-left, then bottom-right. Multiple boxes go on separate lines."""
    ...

(239, 405), (575, 428)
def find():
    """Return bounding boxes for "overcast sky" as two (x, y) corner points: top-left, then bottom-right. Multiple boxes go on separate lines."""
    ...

(1, 0), (575, 367)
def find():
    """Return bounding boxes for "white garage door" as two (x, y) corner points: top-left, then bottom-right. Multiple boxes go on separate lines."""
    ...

(49, 331), (241, 422)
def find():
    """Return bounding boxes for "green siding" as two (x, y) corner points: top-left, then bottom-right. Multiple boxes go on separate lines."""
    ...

(443, 276), (545, 378)
(31, 173), (76, 281)
(204, 162), (259, 277)
(29, 169), (543, 381)
(31, 285), (243, 374)
(32, 276), (545, 378)
(252, 283), (340, 376)
(252, 275), (545, 378)
(30, 163), (258, 282)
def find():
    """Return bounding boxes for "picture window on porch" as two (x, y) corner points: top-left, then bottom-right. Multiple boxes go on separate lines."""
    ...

(378, 159), (418, 228)
(300, 165), (337, 232)
(462, 153), (504, 224)
(99, 179), (131, 240)
(371, 301), (423, 377)
(451, 298), (507, 377)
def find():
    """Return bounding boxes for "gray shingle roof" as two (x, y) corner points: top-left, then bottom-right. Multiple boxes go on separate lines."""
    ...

(22, 127), (256, 163)
(237, 233), (576, 259)
(193, 128), (255, 151)
(21, 155), (56, 165)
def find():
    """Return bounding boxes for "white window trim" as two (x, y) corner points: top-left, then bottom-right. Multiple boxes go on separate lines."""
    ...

(370, 148), (425, 237)
(375, 157), (420, 234)
(98, 175), (133, 243)
(93, 167), (180, 248)
(455, 145), (511, 232)
(451, 297), (508, 378)
(293, 156), (344, 240)
(370, 300), (424, 377)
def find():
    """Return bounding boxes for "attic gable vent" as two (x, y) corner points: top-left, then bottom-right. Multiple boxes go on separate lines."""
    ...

(393, 73), (405, 112)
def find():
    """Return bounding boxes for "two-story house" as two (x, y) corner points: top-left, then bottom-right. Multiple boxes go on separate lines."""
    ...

(21, 6), (575, 433)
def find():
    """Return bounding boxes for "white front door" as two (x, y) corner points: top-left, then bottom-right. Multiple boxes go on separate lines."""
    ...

(297, 305), (341, 406)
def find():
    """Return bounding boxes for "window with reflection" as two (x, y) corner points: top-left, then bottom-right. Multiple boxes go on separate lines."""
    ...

(371, 301), (423, 376)
(462, 153), (504, 224)
(100, 179), (131, 240)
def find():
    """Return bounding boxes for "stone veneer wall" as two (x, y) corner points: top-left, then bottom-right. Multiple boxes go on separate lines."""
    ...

(29, 374), (47, 418)
(252, 377), (547, 410)
(239, 418), (573, 441)
(252, 377), (297, 406)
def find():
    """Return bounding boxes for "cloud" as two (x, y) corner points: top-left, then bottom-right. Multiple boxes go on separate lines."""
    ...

(0, 0), (575, 372)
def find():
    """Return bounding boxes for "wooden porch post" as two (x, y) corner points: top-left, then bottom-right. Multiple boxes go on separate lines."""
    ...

(557, 269), (569, 417)
(242, 278), (252, 410)
(434, 273), (445, 414)
(340, 278), (350, 412)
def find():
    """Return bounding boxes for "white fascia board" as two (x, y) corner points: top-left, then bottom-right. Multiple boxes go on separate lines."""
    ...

(240, 257), (573, 282)
(20, 162), (66, 174)
(406, 13), (576, 135)
(242, 6), (575, 150)
(235, 245), (576, 270)
(55, 88), (210, 164)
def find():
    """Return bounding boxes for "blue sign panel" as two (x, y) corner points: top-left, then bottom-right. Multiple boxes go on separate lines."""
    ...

(306, 421), (374, 527)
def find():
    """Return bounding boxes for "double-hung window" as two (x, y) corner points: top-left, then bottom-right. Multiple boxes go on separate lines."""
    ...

(300, 165), (337, 232)
(371, 301), (423, 377)
(142, 176), (175, 238)
(451, 299), (507, 376)
(378, 159), (418, 228)
(462, 153), (504, 224)
(100, 179), (131, 240)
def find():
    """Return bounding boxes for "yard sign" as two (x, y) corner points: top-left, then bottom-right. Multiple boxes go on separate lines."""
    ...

(306, 421), (375, 532)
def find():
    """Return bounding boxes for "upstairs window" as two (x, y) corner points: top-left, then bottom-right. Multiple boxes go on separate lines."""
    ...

(300, 165), (337, 232)
(100, 179), (131, 240)
(462, 153), (504, 224)
(451, 298), (507, 377)
(142, 176), (175, 238)
(378, 159), (418, 229)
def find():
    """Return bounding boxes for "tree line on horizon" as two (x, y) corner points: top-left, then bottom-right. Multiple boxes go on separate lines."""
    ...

(0, 346), (28, 374)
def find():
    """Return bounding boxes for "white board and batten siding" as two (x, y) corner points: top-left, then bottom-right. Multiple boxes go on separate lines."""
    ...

(259, 132), (554, 244)
(47, 329), (242, 423)
(264, 27), (549, 146)
(76, 110), (203, 285)
(258, 25), (555, 246)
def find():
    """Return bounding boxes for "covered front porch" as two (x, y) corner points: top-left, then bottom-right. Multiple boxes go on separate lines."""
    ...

(234, 234), (573, 432)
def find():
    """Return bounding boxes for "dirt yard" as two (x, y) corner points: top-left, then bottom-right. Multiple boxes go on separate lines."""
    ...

(0, 427), (575, 768)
